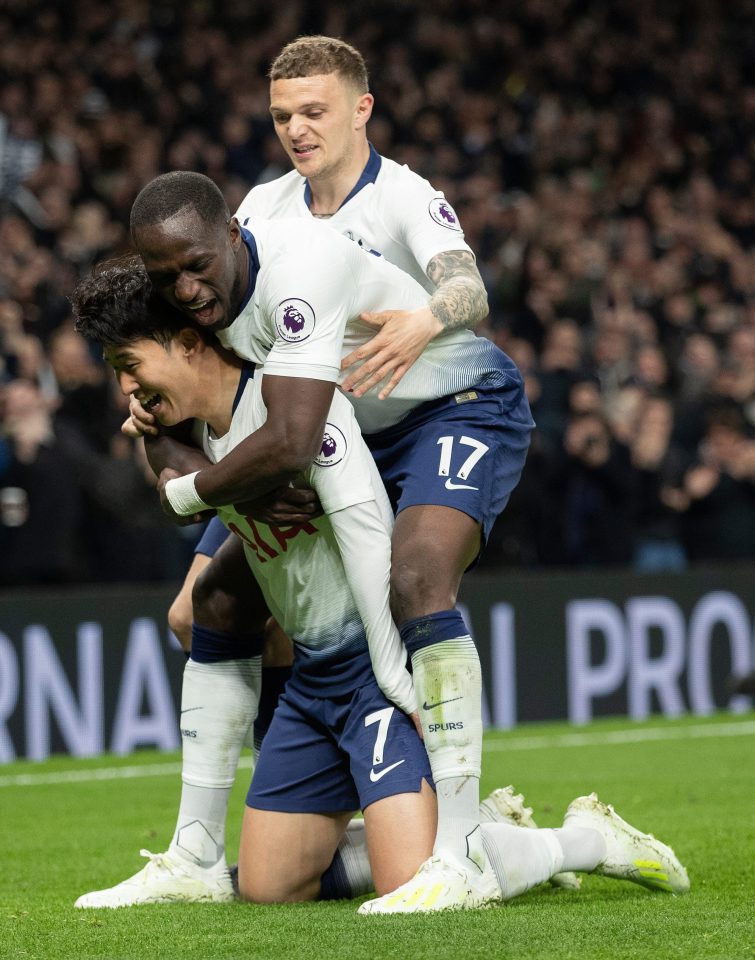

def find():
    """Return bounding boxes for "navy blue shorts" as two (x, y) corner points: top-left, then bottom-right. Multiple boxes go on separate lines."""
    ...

(247, 675), (433, 814)
(195, 515), (229, 558)
(364, 384), (534, 546)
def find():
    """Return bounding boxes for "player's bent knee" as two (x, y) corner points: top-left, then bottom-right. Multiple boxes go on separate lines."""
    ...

(238, 868), (320, 904)
(239, 808), (342, 904)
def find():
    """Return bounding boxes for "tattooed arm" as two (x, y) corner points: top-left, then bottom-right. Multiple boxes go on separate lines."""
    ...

(426, 249), (489, 331)
(340, 250), (489, 399)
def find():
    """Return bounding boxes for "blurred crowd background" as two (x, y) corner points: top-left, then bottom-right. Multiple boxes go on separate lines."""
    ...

(0, 0), (753, 587)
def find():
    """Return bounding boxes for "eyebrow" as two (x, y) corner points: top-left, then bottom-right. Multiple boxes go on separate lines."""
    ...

(105, 348), (133, 365)
(147, 267), (178, 283)
(269, 100), (328, 114)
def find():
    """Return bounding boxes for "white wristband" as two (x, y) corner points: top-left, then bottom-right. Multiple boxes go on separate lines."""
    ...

(164, 472), (211, 516)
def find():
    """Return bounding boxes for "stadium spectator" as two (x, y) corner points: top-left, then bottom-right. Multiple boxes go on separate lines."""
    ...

(551, 410), (638, 566)
(677, 407), (755, 562)
(0, 377), (83, 584)
(629, 394), (688, 571)
(0, 0), (751, 581)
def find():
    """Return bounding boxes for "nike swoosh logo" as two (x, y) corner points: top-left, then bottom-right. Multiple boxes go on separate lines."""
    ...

(180, 707), (204, 715)
(445, 479), (478, 490)
(422, 696), (463, 711)
(369, 759), (406, 782)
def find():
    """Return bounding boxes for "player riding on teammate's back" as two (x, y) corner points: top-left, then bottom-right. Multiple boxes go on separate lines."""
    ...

(93, 35), (533, 913)
(72, 257), (690, 912)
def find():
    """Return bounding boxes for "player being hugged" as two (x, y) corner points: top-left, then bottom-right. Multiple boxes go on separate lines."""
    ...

(72, 256), (435, 904)
(129, 167), (531, 909)
(72, 258), (690, 912)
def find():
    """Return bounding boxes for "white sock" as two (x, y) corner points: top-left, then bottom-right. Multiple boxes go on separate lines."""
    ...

(552, 825), (606, 873)
(481, 822), (564, 900)
(169, 657), (261, 868)
(434, 777), (485, 870)
(169, 783), (232, 869)
(411, 637), (484, 870)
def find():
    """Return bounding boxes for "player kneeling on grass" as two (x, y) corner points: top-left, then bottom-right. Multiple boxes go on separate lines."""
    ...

(71, 259), (690, 912)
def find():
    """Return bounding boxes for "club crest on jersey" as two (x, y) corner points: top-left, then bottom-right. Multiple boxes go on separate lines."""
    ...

(428, 198), (462, 230)
(315, 423), (347, 467)
(274, 298), (315, 342)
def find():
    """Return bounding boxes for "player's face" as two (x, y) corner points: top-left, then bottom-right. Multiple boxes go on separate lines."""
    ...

(105, 337), (199, 425)
(269, 73), (373, 181)
(134, 209), (244, 331)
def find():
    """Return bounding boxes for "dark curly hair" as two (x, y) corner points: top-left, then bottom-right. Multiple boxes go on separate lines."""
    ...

(71, 255), (209, 348)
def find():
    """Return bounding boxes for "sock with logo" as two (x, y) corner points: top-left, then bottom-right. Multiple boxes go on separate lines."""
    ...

(319, 820), (374, 899)
(169, 626), (262, 868)
(401, 611), (484, 872)
(481, 822), (564, 899)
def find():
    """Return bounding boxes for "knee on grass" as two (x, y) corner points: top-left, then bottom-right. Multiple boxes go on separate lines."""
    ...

(237, 868), (320, 905)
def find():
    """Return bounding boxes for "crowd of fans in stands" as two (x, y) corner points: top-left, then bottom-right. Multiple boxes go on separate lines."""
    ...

(0, 0), (753, 585)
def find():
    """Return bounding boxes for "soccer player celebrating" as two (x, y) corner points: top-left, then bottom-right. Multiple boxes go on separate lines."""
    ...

(72, 255), (434, 904)
(121, 37), (531, 916)
(124, 165), (529, 910)
(72, 258), (689, 911)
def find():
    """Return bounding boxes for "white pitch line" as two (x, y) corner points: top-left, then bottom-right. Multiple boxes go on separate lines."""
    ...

(482, 719), (755, 753)
(0, 756), (254, 788)
(0, 720), (752, 788)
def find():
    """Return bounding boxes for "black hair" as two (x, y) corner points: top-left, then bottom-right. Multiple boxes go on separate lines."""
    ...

(130, 171), (230, 236)
(71, 255), (210, 349)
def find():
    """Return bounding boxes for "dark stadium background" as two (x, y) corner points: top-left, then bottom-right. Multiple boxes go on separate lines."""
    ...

(0, 0), (752, 758)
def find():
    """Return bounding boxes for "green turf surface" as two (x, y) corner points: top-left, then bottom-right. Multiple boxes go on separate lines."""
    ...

(2, 712), (753, 960)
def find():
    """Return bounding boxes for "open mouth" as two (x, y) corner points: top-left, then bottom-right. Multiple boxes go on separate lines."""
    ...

(141, 393), (162, 414)
(292, 144), (318, 159)
(187, 298), (217, 325)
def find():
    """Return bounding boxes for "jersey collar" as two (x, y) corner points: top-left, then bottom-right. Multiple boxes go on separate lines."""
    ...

(238, 227), (260, 314)
(232, 360), (255, 414)
(303, 143), (382, 214)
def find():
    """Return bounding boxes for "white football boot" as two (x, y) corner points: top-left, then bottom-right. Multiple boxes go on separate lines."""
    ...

(479, 786), (581, 890)
(74, 849), (235, 908)
(563, 793), (690, 894)
(358, 854), (501, 915)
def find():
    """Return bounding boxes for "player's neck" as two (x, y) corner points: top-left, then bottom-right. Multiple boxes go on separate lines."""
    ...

(308, 140), (371, 217)
(201, 352), (243, 437)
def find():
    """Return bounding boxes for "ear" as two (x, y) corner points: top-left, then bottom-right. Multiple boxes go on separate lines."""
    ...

(177, 327), (204, 357)
(354, 93), (374, 130)
(229, 216), (242, 252)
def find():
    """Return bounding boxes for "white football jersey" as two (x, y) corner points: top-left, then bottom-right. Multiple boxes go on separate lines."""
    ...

(235, 146), (473, 294)
(217, 220), (513, 433)
(201, 367), (414, 710)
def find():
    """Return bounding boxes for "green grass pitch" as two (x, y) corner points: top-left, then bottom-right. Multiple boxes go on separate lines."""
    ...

(2, 712), (753, 960)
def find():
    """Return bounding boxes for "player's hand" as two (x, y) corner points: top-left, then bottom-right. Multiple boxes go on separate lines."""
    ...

(340, 306), (443, 399)
(121, 394), (159, 438)
(234, 485), (323, 525)
(157, 467), (214, 525)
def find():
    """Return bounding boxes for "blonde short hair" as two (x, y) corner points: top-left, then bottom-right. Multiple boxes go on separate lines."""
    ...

(269, 35), (369, 93)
